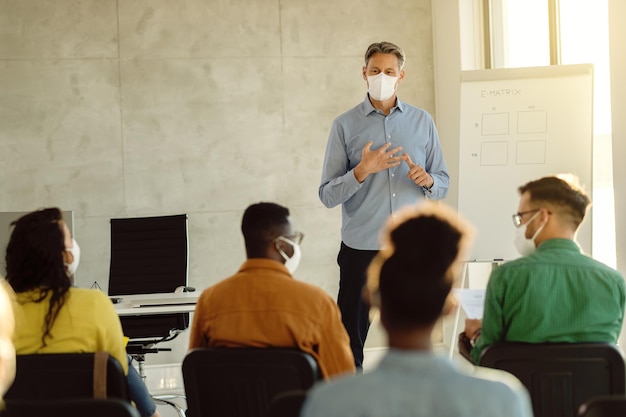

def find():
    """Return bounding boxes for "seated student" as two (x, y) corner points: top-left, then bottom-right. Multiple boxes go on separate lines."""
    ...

(300, 202), (533, 417)
(463, 175), (626, 363)
(188, 202), (355, 378)
(0, 279), (16, 406)
(6, 208), (162, 417)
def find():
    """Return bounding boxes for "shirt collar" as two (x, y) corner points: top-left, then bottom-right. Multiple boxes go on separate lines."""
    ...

(361, 94), (404, 116)
(536, 238), (582, 254)
(378, 349), (455, 373)
(238, 258), (293, 277)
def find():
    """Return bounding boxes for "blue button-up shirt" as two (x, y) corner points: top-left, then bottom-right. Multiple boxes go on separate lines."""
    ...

(319, 95), (449, 250)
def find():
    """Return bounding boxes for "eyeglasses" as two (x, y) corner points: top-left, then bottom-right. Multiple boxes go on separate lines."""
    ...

(283, 231), (304, 245)
(512, 209), (540, 228)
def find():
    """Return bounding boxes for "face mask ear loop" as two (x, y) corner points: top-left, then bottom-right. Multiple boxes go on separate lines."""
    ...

(275, 238), (291, 262)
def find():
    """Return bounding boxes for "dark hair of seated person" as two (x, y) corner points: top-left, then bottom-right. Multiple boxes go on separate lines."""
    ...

(365, 203), (473, 332)
(241, 202), (290, 258)
(5, 208), (69, 347)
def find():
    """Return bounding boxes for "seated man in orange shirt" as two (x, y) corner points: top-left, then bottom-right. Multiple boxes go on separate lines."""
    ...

(188, 202), (355, 378)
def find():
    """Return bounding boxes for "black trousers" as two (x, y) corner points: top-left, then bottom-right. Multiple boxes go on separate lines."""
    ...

(337, 242), (378, 369)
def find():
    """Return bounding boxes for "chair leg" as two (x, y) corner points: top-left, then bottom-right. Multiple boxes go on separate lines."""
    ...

(131, 357), (187, 417)
(154, 396), (187, 417)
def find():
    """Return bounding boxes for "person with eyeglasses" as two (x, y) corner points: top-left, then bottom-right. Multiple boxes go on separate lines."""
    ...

(461, 174), (625, 364)
(188, 202), (355, 378)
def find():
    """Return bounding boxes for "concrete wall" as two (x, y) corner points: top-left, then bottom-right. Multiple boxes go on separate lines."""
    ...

(0, 0), (440, 362)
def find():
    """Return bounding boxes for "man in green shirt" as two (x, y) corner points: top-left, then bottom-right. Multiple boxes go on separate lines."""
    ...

(464, 174), (625, 364)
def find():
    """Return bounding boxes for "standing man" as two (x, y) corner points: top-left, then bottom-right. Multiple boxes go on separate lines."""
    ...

(463, 174), (626, 363)
(319, 41), (449, 368)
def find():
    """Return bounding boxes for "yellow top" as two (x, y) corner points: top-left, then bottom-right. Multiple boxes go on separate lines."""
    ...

(12, 287), (128, 374)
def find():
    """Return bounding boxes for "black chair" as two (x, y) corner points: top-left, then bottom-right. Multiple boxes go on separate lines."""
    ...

(1, 398), (140, 417)
(479, 343), (626, 417)
(108, 214), (191, 417)
(5, 352), (129, 401)
(577, 395), (626, 417)
(265, 390), (308, 417)
(108, 214), (191, 342)
(182, 348), (322, 417)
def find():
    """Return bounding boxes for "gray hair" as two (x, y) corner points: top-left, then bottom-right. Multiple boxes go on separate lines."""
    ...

(364, 41), (406, 69)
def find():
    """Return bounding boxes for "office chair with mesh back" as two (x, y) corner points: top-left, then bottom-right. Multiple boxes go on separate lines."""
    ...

(1, 398), (140, 417)
(479, 343), (626, 417)
(108, 214), (191, 417)
(5, 352), (129, 401)
(182, 348), (322, 417)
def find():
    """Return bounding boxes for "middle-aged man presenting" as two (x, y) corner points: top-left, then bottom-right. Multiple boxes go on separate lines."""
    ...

(463, 174), (626, 364)
(319, 41), (449, 368)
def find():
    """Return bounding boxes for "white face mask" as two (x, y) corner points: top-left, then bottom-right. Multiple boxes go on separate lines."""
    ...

(367, 73), (398, 101)
(64, 238), (81, 277)
(513, 212), (545, 256)
(275, 236), (302, 274)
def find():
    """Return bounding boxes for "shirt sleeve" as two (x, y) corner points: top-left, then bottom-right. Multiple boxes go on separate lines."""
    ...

(422, 117), (449, 200)
(315, 298), (356, 379)
(318, 119), (363, 208)
(471, 268), (507, 364)
(615, 274), (626, 333)
(188, 291), (209, 349)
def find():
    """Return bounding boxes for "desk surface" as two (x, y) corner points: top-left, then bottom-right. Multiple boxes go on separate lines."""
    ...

(113, 292), (199, 316)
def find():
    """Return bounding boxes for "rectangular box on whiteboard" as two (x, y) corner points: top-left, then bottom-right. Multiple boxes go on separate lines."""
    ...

(481, 141), (508, 166)
(458, 64), (593, 262)
(516, 140), (546, 164)
(482, 113), (509, 135)
(517, 110), (547, 133)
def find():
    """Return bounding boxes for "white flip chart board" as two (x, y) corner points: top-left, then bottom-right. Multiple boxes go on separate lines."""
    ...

(458, 64), (593, 262)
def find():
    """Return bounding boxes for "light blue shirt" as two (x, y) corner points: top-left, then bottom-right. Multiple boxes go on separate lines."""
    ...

(319, 95), (449, 250)
(301, 350), (534, 417)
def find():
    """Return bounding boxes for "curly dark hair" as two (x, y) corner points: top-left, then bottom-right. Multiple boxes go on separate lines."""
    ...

(5, 207), (71, 347)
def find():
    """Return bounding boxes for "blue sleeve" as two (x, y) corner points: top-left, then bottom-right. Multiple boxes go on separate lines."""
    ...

(423, 117), (449, 200)
(318, 119), (362, 208)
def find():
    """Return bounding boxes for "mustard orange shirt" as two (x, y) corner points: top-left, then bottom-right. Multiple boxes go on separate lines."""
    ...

(12, 287), (128, 374)
(189, 259), (355, 379)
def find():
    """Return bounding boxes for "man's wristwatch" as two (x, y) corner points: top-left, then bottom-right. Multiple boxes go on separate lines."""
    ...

(470, 328), (482, 347)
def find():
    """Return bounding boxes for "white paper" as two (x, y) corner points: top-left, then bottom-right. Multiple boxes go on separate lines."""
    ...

(452, 288), (486, 319)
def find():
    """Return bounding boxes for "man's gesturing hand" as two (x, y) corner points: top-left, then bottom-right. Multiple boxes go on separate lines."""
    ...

(354, 141), (404, 183)
(404, 153), (433, 189)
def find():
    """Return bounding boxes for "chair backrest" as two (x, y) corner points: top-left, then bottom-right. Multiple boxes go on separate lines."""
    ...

(108, 214), (189, 340)
(266, 390), (308, 417)
(1, 398), (140, 417)
(479, 343), (626, 417)
(182, 348), (322, 417)
(5, 352), (129, 401)
(577, 395), (626, 417)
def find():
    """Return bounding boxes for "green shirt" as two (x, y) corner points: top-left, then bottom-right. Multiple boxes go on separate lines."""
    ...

(471, 239), (625, 364)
